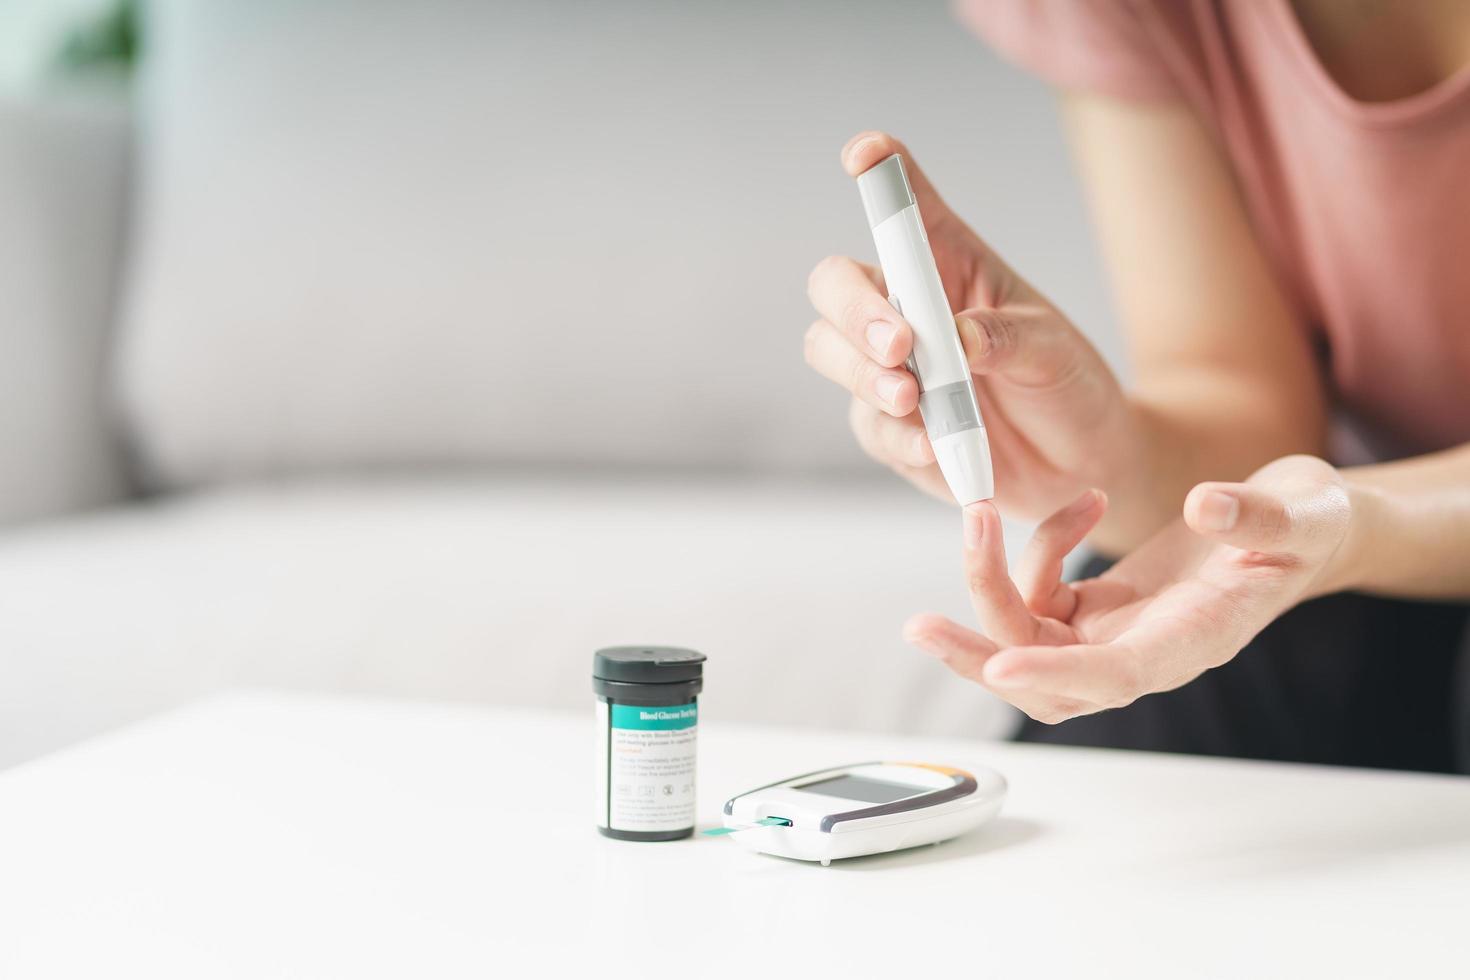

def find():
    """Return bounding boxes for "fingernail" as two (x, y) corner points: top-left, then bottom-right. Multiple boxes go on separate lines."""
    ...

(846, 134), (879, 161)
(1199, 490), (1239, 531)
(874, 374), (905, 408)
(866, 320), (899, 360)
(912, 432), (933, 463)
(1067, 489), (1100, 514)
(963, 504), (984, 549)
(957, 316), (990, 361)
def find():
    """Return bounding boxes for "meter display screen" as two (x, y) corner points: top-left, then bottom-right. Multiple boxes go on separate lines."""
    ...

(793, 774), (931, 805)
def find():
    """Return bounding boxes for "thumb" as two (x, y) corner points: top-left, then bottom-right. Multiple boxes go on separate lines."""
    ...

(954, 303), (1093, 391)
(1184, 458), (1348, 558)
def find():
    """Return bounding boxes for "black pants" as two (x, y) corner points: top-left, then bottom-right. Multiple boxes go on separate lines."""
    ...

(1016, 558), (1470, 774)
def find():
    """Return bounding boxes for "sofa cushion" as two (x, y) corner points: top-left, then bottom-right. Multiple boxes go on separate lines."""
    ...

(0, 473), (1018, 768)
(117, 0), (1110, 487)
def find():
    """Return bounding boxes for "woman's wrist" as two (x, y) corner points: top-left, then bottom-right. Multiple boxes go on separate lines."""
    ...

(1091, 399), (1197, 552)
(1309, 475), (1383, 599)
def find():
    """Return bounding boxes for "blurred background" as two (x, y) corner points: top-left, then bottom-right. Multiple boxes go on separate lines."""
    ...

(0, 0), (1125, 767)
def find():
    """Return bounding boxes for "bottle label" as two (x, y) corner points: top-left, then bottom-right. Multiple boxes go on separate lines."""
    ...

(596, 700), (697, 832)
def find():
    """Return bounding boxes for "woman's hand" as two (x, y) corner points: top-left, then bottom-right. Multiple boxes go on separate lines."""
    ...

(905, 455), (1352, 723)
(804, 131), (1133, 523)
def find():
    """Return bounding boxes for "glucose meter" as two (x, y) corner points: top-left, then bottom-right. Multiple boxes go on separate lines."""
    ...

(714, 761), (1005, 865)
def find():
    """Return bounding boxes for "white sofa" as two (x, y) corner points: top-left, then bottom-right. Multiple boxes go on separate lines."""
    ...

(0, 0), (1124, 768)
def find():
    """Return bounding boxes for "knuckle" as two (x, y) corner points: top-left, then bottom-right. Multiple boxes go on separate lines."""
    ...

(841, 294), (884, 337)
(849, 401), (885, 459)
(807, 255), (846, 297)
(973, 309), (1018, 359)
(1256, 502), (1294, 545)
(902, 426), (933, 465)
(1022, 588), (1067, 624)
(1110, 655), (1147, 704)
(965, 565), (998, 597)
(849, 351), (880, 393)
(802, 321), (824, 364)
(873, 415), (904, 455)
(941, 653), (980, 683)
(1028, 524), (1064, 554)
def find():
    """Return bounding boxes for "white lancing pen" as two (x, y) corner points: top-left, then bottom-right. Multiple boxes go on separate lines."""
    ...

(856, 154), (995, 505)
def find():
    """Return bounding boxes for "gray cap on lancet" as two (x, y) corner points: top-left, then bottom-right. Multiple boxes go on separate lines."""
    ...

(857, 154), (916, 228)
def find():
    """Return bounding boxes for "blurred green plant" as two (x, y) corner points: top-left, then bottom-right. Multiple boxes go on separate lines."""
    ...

(53, 0), (139, 76)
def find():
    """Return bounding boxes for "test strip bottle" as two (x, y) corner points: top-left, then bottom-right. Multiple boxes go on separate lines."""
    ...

(593, 646), (706, 841)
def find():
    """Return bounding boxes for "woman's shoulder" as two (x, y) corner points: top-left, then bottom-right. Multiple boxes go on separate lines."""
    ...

(956, 0), (1216, 105)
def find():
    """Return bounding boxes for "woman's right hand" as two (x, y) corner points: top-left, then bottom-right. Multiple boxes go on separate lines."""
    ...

(804, 131), (1134, 523)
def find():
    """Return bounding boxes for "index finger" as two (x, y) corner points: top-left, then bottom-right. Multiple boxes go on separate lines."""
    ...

(805, 255), (913, 368)
(963, 502), (1040, 647)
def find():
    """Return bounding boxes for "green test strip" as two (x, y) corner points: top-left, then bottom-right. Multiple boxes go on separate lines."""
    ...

(702, 817), (792, 836)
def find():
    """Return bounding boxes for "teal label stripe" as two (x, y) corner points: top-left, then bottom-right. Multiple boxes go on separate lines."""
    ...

(611, 702), (697, 731)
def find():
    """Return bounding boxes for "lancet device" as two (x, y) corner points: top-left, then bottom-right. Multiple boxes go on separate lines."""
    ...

(711, 761), (1006, 865)
(858, 154), (994, 503)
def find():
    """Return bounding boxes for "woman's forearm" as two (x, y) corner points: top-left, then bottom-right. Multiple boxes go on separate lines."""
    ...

(1318, 443), (1470, 600)
(1100, 395), (1470, 602)
(1091, 375), (1328, 554)
(1060, 93), (1334, 554)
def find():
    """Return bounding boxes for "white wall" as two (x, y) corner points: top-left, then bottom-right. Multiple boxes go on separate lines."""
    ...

(115, 0), (1127, 486)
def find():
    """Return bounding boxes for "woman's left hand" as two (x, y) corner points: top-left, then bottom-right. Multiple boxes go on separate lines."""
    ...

(906, 455), (1353, 724)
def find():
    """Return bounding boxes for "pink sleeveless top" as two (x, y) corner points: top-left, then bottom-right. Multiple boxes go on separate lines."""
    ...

(960, 0), (1470, 461)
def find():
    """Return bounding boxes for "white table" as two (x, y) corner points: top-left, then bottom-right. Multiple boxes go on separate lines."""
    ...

(2, 691), (1467, 978)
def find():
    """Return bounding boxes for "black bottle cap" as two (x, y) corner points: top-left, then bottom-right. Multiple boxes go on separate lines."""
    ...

(593, 646), (706, 685)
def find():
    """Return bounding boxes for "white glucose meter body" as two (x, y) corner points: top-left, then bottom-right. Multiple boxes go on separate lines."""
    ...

(858, 154), (995, 504)
(720, 761), (1006, 865)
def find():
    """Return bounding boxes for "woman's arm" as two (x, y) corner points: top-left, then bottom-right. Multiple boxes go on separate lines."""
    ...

(1061, 92), (1331, 551)
(1321, 444), (1470, 599)
(907, 443), (1470, 724)
(1063, 92), (1470, 600)
(806, 95), (1333, 556)
(899, 89), (1470, 723)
